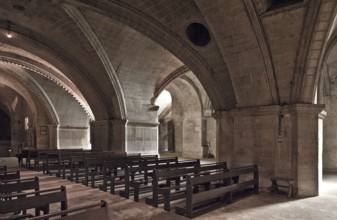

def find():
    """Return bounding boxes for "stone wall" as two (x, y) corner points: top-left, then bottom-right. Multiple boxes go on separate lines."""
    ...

(182, 116), (203, 158)
(59, 126), (90, 149)
(216, 104), (324, 196)
(126, 122), (158, 155)
(321, 79), (337, 171)
(205, 117), (216, 158)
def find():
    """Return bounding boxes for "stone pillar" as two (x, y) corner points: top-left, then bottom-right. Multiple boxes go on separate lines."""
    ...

(90, 119), (127, 153)
(215, 104), (324, 195)
(90, 120), (111, 151)
(214, 111), (234, 166)
(289, 104), (325, 197)
(48, 124), (59, 149)
(126, 121), (158, 155)
(112, 119), (127, 154)
(318, 111), (326, 194)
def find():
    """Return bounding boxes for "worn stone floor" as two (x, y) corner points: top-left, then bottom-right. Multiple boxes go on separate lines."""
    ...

(1, 157), (337, 220)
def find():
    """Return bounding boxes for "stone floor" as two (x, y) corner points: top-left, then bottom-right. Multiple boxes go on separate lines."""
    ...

(1, 157), (337, 220)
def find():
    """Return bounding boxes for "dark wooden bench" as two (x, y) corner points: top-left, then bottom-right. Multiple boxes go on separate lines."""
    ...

(0, 185), (68, 218)
(120, 159), (200, 201)
(100, 158), (183, 197)
(28, 200), (109, 220)
(17, 149), (88, 170)
(141, 157), (179, 182)
(120, 162), (178, 200)
(153, 162), (228, 211)
(67, 152), (117, 183)
(44, 152), (61, 176)
(58, 151), (87, 179)
(16, 150), (30, 167)
(0, 165), (7, 172)
(0, 170), (20, 181)
(98, 161), (127, 194)
(82, 157), (113, 186)
(0, 176), (40, 196)
(175, 164), (259, 218)
(271, 177), (295, 198)
(93, 155), (169, 192)
(146, 161), (230, 211)
(66, 155), (85, 182)
(27, 150), (38, 170)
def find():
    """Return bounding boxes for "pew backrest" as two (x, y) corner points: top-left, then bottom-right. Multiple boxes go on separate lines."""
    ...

(0, 176), (39, 194)
(0, 185), (68, 215)
(0, 170), (20, 181)
(0, 165), (6, 172)
(150, 161), (226, 207)
(28, 200), (110, 220)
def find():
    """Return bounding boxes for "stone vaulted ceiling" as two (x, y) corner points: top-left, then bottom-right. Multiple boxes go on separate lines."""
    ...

(0, 0), (335, 123)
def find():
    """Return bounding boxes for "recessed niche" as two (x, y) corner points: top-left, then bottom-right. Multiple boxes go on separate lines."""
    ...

(186, 23), (210, 47)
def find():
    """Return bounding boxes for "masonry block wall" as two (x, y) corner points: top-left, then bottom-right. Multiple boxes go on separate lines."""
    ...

(216, 104), (324, 196)
(321, 79), (337, 171)
(126, 122), (158, 155)
(36, 74), (90, 149)
(90, 120), (112, 152)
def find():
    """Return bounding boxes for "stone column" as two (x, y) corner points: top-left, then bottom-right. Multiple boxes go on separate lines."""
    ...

(48, 124), (59, 149)
(90, 120), (111, 151)
(214, 111), (234, 166)
(289, 104), (325, 197)
(214, 104), (324, 194)
(318, 111), (326, 193)
(112, 119), (127, 154)
(90, 119), (127, 153)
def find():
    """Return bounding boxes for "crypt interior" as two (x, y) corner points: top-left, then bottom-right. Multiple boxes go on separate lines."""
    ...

(0, 0), (337, 219)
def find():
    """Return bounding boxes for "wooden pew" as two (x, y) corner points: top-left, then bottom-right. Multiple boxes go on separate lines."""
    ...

(146, 161), (231, 211)
(0, 165), (7, 172)
(42, 150), (89, 174)
(59, 151), (87, 179)
(67, 153), (114, 183)
(27, 150), (38, 170)
(141, 157), (178, 182)
(0, 186), (68, 218)
(44, 152), (61, 176)
(16, 149), (35, 168)
(99, 158), (179, 196)
(270, 177), (295, 198)
(118, 158), (192, 202)
(23, 149), (87, 171)
(120, 162), (175, 200)
(89, 154), (156, 190)
(36, 151), (50, 172)
(98, 161), (128, 194)
(28, 200), (110, 220)
(175, 164), (259, 218)
(0, 170), (20, 181)
(67, 155), (89, 182)
(0, 176), (40, 196)
(82, 157), (112, 186)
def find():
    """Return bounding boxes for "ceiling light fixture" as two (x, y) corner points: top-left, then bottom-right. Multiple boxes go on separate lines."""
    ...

(6, 21), (12, 38)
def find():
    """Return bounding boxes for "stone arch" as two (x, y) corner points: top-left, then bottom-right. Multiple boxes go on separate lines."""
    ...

(0, 63), (59, 125)
(166, 77), (203, 158)
(291, 0), (337, 103)
(0, 24), (113, 121)
(63, 0), (236, 111)
(317, 32), (337, 172)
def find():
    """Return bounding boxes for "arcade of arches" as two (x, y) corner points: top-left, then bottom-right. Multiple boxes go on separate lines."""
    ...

(0, 0), (337, 198)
